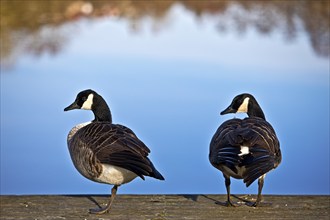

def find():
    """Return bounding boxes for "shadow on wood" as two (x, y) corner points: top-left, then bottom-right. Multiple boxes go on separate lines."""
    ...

(1, 195), (329, 219)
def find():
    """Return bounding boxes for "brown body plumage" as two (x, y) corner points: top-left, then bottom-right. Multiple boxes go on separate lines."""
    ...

(209, 93), (281, 206)
(65, 89), (164, 214)
(67, 122), (163, 183)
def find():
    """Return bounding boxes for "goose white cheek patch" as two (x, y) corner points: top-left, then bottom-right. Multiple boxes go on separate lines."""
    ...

(237, 97), (250, 113)
(81, 94), (94, 110)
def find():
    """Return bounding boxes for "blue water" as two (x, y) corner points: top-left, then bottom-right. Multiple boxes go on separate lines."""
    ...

(1, 4), (329, 195)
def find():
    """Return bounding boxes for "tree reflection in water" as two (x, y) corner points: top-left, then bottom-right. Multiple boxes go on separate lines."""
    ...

(1, 0), (329, 68)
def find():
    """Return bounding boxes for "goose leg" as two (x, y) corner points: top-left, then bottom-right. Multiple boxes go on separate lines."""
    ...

(253, 175), (265, 207)
(90, 185), (118, 214)
(224, 175), (235, 206)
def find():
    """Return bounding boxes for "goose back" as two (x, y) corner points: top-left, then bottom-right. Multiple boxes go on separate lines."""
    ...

(209, 117), (281, 186)
(68, 121), (164, 183)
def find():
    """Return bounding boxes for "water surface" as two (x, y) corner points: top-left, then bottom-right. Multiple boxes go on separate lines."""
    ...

(1, 1), (329, 195)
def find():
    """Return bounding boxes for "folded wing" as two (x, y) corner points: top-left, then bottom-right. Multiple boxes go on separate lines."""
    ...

(71, 122), (164, 180)
(210, 117), (281, 186)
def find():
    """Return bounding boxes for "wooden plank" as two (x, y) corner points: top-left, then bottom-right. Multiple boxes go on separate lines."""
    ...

(0, 195), (329, 219)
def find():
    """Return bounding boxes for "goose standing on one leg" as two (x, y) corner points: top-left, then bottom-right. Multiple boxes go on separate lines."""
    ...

(209, 93), (281, 207)
(64, 89), (165, 214)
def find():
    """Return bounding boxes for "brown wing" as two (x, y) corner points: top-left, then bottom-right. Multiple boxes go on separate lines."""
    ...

(74, 122), (163, 180)
(210, 117), (281, 186)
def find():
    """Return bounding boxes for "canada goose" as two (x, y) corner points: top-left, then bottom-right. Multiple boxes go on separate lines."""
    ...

(64, 89), (164, 214)
(209, 93), (281, 207)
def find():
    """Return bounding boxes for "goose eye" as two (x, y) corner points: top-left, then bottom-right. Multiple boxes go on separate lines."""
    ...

(82, 96), (87, 102)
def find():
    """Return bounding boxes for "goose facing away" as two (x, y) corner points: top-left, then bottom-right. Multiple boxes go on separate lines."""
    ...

(64, 89), (164, 214)
(209, 93), (281, 207)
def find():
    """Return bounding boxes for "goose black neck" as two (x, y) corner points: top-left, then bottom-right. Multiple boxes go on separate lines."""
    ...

(247, 97), (266, 120)
(91, 94), (112, 123)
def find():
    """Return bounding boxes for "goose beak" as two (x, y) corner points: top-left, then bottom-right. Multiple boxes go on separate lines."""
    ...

(64, 101), (80, 111)
(220, 106), (236, 115)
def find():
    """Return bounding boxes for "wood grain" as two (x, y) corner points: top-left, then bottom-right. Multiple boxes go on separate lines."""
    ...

(1, 195), (329, 219)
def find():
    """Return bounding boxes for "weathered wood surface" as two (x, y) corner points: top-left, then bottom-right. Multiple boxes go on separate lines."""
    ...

(0, 194), (329, 220)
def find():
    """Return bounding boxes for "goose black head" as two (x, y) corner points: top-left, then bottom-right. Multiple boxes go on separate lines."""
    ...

(64, 89), (96, 111)
(221, 93), (265, 119)
(64, 89), (112, 122)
